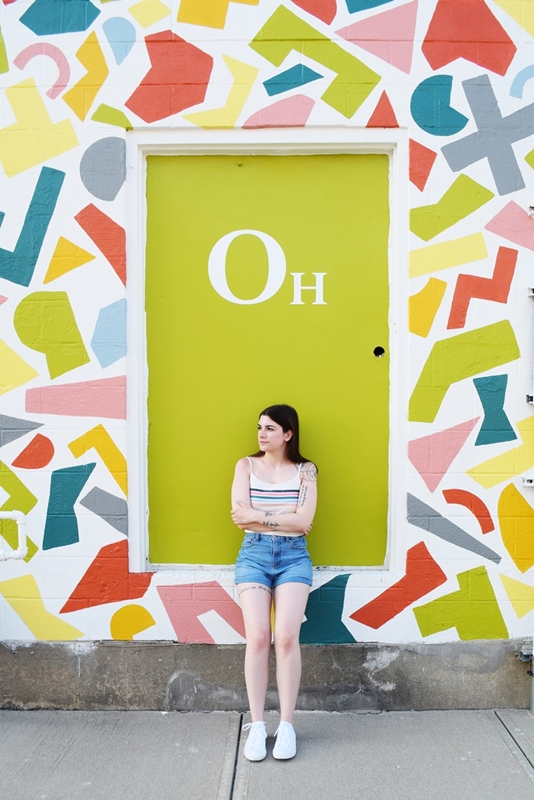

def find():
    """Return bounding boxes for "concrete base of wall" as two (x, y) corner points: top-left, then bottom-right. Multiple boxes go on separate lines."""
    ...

(0, 640), (530, 711)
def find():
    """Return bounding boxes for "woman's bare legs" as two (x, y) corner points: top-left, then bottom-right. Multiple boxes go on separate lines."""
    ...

(238, 583), (273, 722)
(273, 582), (310, 724)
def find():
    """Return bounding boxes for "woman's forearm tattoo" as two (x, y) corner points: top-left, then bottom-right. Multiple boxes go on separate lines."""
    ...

(262, 518), (280, 529)
(301, 463), (317, 482)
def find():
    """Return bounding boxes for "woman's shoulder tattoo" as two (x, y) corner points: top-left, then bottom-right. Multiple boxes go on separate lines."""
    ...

(301, 462), (317, 482)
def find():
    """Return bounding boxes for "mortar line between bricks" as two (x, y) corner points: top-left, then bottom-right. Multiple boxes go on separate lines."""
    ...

(488, 710), (534, 787)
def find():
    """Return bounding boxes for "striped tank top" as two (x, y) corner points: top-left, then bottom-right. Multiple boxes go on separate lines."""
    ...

(245, 456), (301, 535)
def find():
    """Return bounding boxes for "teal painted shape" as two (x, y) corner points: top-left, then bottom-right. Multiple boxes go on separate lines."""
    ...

(346, 0), (393, 12)
(263, 64), (323, 97)
(20, 0), (100, 36)
(42, 463), (96, 550)
(473, 375), (517, 446)
(411, 75), (469, 137)
(91, 299), (126, 368)
(300, 574), (356, 644)
(102, 17), (136, 66)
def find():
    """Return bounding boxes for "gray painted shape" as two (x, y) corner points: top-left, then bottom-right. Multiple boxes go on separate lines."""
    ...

(79, 137), (126, 202)
(442, 74), (534, 196)
(79, 486), (128, 535)
(407, 493), (501, 563)
(0, 413), (42, 448)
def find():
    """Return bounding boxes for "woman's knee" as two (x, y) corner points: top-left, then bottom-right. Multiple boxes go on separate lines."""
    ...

(273, 628), (299, 654)
(246, 629), (271, 652)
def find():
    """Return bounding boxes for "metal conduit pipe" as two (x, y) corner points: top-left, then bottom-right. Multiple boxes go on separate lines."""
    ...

(0, 511), (27, 561)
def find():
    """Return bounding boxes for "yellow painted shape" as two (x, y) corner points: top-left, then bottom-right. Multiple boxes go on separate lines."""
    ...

(44, 237), (96, 284)
(183, 56), (258, 128)
(69, 424), (127, 495)
(467, 417), (534, 489)
(63, 32), (109, 121)
(0, 79), (78, 177)
(498, 483), (534, 573)
(0, 575), (83, 640)
(493, 0), (534, 38)
(409, 233), (488, 279)
(501, 574), (534, 617)
(128, 0), (171, 28)
(110, 604), (156, 640)
(177, 0), (259, 29)
(409, 277), (447, 337)
(0, 339), (38, 395)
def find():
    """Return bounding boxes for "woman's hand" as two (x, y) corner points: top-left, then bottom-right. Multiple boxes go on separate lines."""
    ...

(231, 500), (258, 529)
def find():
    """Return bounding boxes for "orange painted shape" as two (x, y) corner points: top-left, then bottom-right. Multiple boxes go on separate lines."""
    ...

(409, 139), (438, 192)
(366, 91), (398, 128)
(408, 417), (479, 493)
(498, 483), (534, 573)
(442, 488), (494, 534)
(74, 204), (126, 285)
(290, 0), (336, 24)
(157, 581), (245, 643)
(447, 246), (517, 330)
(110, 604), (156, 640)
(12, 433), (54, 469)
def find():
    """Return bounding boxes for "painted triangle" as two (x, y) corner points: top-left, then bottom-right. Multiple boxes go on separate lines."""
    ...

(0, 413), (43, 448)
(44, 236), (96, 284)
(408, 417), (479, 492)
(410, 139), (438, 191)
(367, 91), (398, 127)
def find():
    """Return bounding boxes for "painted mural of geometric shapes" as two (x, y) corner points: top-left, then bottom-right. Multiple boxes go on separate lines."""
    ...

(12, 433), (55, 469)
(485, 202), (534, 251)
(498, 483), (534, 573)
(0, 28), (8, 75)
(0, 575), (83, 640)
(157, 581), (245, 643)
(62, 32), (109, 121)
(409, 320), (519, 423)
(26, 376), (126, 420)
(74, 204), (126, 285)
(102, 17), (136, 65)
(500, 575), (534, 618)
(511, 65), (534, 100)
(0, 460), (38, 562)
(0, 341), (38, 396)
(110, 604), (155, 640)
(409, 278), (447, 338)
(410, 75), (469, 137)
(408, 418), (479, 493)
(0, 167), (64, 287)
(79, 138), (126, 202)
(442, 75), (534, 196)
(350, 542), (447, 629)
(290, 0), (337, 25)
(13, 291), (90, 380)
(473, 375), (517, 447)
(299, 574), (356, 644)
(409, 233), (488, 280)
(68, 424), (127, 495)
(60, 540), (153, 612)
(125, 31), (214, 123)
(42, 463), (96, 550)
(492, 0), (534, 40)
(184, 56), (259, 129)
(409, 139), (437, 192)
(447, 247), (517, 330)
(91, 104), (133, 130)
(410, 175), (494, 242)
(79, 486), (128, 535)
(442, 488), (495, 535)
(177, 0), (259, 29)
(345, 0), (393, 11)
(14, 43), (70, 99)
(467, 417), (534, 489)
(19, 0), (100, 36)
(366, 91), (398, 127)
(129, 0), (171, 28)
(44, 237), (96, 284)
(242, 94), (315, 129)
(0, 413), (42, 448)
(263, 65), (323, 97)
(90, 299), (126, 368)
(413, 566), (508, 640)
(525, 147), (534, 172)
(337, 0), (418, 74)
(249, 6), (381, 120)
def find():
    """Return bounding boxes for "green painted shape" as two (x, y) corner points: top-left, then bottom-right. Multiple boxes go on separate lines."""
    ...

(525, 148), (534, 171)
(0, 461), (38, 563)
(409, 320), (520, 423)
(300, 574), (356, 644)
(13, 291), (90, 379)
(410, 175), (494, 242)
(249, 5), (381, 119)
(413, 566), (508, 640)
(91, 103), (133, 130)
(0, 29), (8, 75)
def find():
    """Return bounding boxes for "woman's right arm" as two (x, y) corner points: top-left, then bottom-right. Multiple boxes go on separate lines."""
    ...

(231, 458), (252, 530)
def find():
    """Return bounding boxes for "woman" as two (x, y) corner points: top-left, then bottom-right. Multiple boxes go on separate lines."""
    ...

(231, 404), (317, 762)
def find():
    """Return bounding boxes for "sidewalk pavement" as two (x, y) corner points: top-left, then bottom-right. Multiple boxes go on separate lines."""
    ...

(2, 709), (534, 800)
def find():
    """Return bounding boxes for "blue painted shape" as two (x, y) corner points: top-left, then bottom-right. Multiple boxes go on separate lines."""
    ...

(0, 168), (64, 287)
(102, 17), (136, 66)
(346, 0), (393, 12)
(42, 463), (96, 550)
(263, 64), (323, 97)
(510, 65), (534, 99)
(473, 375), (517, 446)
(411, 75), (469, 137)
(20, 0), (100, 36)
(91, 299), (126, 368)
(300, 574), (356, 644)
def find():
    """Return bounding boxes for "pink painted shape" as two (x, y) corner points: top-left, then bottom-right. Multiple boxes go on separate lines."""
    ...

(485, 202), (534, 251)
(25, 377), (126, 420)
(0, 296), (8, 306)
(158, 581), (246, 644)
(242, 94), (315, 129)
(14, 43), (71, 100)
(336, 0), (418, 74)
(408, 417), (480, 492)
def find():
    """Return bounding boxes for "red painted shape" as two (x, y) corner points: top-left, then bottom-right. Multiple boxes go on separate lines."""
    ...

(60, 540), (153, 613)
(12, 433), (54, 469)
(75, 205), (126, 285)
(442, 488), (495, 534)
(350, 542), (447, 629)
(422, 0), (516, 76)
(409, 139), (437, 192)
(447, 246), (517, 329)
(2, 1), (18, 5)
(125, 31), (213, 124)
(290, 0), (336, 24)
(158, 581), (246, 643)
(366, 91), (398, 128)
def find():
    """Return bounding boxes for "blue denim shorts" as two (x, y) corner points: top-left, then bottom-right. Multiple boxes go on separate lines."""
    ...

(235, 533), (313, 588)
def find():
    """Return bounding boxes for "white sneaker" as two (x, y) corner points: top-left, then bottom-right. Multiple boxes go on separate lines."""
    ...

(273, 721), (296, 760)
(243, 721), (267, 761)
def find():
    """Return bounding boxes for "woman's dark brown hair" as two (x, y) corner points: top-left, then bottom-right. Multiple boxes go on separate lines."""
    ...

(252, 404), (316, 468)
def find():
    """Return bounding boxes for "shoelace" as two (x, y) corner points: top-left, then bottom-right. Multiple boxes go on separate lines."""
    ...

(274, 724), (292, 747)
(242, 721), (266, 744)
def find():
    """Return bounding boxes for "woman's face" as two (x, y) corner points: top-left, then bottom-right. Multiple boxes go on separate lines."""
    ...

(257, 415), (292, 453)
